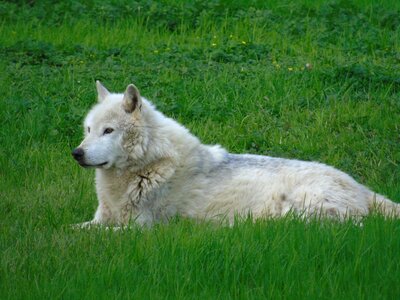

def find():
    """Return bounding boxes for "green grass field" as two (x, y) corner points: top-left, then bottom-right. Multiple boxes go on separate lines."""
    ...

(1, 0), (400, 298)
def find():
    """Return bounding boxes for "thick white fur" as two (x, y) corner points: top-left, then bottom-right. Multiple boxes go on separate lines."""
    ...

(74, 82), (400, 226)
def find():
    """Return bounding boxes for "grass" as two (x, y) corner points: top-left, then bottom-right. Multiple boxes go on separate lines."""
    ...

(1, 0), (400, 298)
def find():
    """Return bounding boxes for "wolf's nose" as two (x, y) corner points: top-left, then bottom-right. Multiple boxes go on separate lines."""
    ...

(72, 148), (84, 161)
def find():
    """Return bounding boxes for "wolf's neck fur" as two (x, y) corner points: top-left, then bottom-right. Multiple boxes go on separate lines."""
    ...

(137, 99), (202, 169)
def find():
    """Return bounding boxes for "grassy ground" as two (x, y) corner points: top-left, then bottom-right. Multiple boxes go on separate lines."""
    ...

(1, 0), (400, 298)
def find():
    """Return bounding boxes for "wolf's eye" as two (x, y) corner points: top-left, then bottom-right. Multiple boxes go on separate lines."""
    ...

(103, 128), (114, 135)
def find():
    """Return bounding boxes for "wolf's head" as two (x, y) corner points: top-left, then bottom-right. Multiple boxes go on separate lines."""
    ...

(72, 81), (149, 170)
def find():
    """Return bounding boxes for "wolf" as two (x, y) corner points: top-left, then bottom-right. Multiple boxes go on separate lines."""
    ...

(72, 81), (399, 226)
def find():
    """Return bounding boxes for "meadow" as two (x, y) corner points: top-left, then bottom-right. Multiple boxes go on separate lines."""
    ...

(1, 0), (400, 298)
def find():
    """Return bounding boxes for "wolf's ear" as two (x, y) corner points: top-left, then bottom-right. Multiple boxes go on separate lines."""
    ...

(96, 80), (110, 102)
(123, 84), (141, 114)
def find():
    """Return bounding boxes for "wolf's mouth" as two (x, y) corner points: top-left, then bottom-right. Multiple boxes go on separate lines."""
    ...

(79, 161), (108, 168)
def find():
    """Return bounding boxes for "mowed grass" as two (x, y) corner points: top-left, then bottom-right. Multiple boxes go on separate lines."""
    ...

(1, 0), (400, 298)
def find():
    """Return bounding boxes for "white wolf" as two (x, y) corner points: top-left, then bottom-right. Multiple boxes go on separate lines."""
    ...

(72, 81), (399, 226)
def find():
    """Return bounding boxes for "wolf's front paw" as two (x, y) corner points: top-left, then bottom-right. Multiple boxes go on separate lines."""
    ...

(70, 220), (100, 229)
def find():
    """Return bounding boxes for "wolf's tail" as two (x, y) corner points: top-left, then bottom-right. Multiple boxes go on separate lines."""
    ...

(369, 193), (400, 217)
